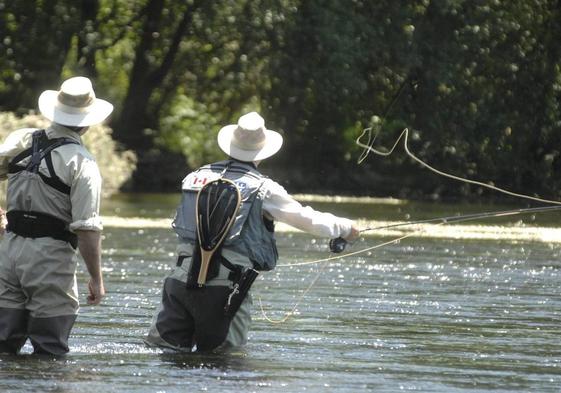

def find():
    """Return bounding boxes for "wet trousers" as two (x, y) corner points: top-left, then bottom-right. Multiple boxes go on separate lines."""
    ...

(0, 233), (79, 355)
(145, 257), (252, 352)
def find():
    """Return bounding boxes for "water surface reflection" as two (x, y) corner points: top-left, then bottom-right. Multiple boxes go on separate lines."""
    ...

(0, 197), (559, 392)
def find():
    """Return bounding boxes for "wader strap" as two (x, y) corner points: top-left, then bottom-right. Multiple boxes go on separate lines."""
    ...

(181, 253), (243, 285)
(8, 130), (79, 195)
(221, 258), (243, 282)
(6, 210), (78, 249)
(176, 255), (188, 267)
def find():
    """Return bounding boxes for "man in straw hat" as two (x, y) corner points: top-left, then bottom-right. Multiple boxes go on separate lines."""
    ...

(145, 111), (359, 352)
(0, 76), (112, 355)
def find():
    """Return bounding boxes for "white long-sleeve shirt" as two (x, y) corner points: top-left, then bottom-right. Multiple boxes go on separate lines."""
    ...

(174, 173), (353, 271)
(262, 178), (353, 239)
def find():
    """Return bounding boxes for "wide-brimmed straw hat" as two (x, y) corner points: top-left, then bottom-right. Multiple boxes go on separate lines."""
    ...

(38, 76), (113, 127)
(217, 112), (283, 162)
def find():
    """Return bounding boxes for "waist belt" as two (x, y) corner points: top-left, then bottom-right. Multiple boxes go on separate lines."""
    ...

(176, 254), (258, 319)
(6, 210), (78, 249)
(177, 255), (243, 283)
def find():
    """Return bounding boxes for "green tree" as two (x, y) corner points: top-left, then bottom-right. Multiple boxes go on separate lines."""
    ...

(1, 0), (560, 198)
(0, 0), (81, 111)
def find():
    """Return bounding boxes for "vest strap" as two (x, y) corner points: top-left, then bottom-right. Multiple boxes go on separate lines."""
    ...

(6, 210), (78, 249)
(8, 130), (79, 195)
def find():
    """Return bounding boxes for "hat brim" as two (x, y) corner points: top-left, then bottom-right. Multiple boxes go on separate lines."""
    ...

(38, 90), (114, 127)
(217, 124), (283, 162)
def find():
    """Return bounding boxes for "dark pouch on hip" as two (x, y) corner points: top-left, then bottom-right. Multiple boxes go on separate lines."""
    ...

(223, 268), (259, 318)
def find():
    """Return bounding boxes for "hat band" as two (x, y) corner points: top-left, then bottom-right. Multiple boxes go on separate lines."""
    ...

(54, 100), (95, 115)
(55, 90), (97, 115)
(232, 127), (267, 150)
(57, 91), (95, 108)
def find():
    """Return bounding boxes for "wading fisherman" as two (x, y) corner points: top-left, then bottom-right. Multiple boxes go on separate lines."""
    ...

(0, 76), (112, 355)
(145, 111), (359, 352)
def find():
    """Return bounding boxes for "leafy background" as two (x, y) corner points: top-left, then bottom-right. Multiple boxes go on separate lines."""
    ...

(1, 0), (560, 201)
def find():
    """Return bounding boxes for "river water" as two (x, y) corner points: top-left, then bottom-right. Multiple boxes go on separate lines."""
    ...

(0, 195), (559, 392)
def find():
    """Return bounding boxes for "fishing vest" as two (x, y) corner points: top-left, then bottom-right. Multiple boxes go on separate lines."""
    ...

(6, 129), (79, 248)
(173, 160), (278, 271)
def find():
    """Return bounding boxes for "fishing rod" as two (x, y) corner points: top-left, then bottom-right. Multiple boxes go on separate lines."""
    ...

(361, 204), (561, 232)
(329, 204), (561, 253)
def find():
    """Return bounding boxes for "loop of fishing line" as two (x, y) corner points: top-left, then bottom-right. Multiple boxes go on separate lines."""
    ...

(261, 124), (561, 324)
(356, 127), (561, 206)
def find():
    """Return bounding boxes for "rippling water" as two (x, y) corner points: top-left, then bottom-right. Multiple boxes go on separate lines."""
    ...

(0, 197), (560, 392)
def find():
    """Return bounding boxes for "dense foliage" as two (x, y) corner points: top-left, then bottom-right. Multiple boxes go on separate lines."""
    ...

(1, 0), (560, 201)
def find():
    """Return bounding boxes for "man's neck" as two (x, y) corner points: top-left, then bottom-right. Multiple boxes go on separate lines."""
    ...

(229, 157), (258, 168)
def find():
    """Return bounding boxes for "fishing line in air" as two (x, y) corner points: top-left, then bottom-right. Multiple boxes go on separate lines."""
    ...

(261, 123), (561, 323)
(356, 127), (561, 206)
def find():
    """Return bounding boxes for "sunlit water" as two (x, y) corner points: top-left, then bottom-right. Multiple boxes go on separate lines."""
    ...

(0, 195), (560, 392)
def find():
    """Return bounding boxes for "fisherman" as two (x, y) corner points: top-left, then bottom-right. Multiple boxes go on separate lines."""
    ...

(145, 111), (360, 352)
(0, 76), (112, 355)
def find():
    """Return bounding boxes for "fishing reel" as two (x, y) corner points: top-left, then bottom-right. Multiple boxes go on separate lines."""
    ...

(329, 237), (347, 253)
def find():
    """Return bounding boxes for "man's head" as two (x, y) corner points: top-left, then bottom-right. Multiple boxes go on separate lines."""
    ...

(217, 112), (283, 162)
(38, 76), (113, 130)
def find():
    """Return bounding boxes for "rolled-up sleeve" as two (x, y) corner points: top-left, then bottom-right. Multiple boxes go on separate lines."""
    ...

(262, 179), (352, 238)
(69, 157), (103, 232)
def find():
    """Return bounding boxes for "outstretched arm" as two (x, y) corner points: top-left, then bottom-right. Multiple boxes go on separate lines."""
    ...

(76, 229), (105, 305)
(263, 180), (360, 239)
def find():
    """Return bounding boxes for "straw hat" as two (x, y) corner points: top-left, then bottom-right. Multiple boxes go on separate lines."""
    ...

(217, 112), (283, 162)
(38, 76), (113, 127)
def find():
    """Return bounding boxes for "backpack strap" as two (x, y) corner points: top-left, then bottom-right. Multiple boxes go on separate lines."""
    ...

(8, 129), (80, 195)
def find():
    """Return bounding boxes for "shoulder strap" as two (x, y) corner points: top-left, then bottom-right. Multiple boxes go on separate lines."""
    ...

(204, 160), (263, 181)
(8, 129), (80, 194)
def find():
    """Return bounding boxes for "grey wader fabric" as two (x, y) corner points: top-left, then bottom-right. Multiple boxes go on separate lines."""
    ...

(27, 314), (77, 355)
(147, 160), (275, 352)
(0, 308), (27, 354)
(0, 129), (83, 355)
(0, 233), (79, 355)
(145, 255), (252, 352)
(0, 310), (76, 355)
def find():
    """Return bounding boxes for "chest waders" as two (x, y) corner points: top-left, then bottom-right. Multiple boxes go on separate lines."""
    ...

(0, 129), (82, 356)
(6, 130), (79, 248)
(145, 161), (275, 351)
(186, 164), (260, 319)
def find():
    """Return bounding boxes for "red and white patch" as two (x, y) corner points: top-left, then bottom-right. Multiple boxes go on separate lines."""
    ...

(182, 172), (220, 191)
